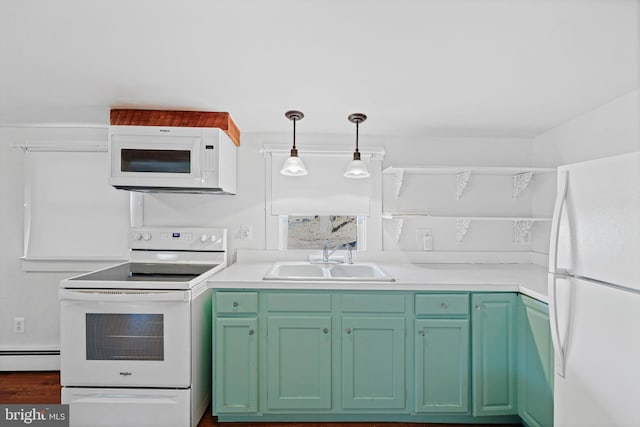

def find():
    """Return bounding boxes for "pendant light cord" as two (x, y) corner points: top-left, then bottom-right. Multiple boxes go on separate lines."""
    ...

(355, 120), (359, 154)
(292, 118), (297, 150)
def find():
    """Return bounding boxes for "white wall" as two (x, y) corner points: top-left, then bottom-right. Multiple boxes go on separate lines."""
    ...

(532, 90), (640, 167)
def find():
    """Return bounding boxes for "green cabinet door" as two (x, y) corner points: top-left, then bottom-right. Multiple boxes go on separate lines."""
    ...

(471, 293), (517, 416)
(342, 316), (406, 409)
(214, 317), (258, 414)
(518, 295), (554, 427)
(415, 319), (469, 413)
(266, 316), (332, 410)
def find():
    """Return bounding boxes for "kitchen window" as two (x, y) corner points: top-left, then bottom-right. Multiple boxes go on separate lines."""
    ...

(280, 215), (366, 250)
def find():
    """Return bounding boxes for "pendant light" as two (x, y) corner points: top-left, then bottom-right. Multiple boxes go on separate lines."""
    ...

(344, 113), (370, 179)
(280, 110), (308, 176)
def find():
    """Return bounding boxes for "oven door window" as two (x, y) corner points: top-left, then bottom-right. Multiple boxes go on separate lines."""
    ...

(86, 313), (164, 361)
(120, 149), (191, 173)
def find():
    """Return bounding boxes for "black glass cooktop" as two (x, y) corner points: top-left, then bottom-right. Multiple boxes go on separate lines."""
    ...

(71, 263), (218, 282)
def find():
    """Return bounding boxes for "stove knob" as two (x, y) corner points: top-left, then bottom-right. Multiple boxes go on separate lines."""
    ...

(201, 234), (209, 243)
(210, 235), (217, 242)
(142, 233), (152, 241)
(133, 233), (142, 241)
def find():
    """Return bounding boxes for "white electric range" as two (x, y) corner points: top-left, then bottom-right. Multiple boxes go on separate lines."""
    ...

(59, 227), (227, 427)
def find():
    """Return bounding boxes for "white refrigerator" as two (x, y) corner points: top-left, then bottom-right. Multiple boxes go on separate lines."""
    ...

(548, 152), (640, 427)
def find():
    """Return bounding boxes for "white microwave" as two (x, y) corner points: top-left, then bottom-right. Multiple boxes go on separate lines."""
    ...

(108, 125), (237, 194)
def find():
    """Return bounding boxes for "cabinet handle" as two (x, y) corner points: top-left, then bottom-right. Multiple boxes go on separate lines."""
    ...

(440, 302), (448, 309)
(232, 301), (239, 307)
(475, 304), (484, 311)
(323, 328), (329, 334)
(418, 330), (425, 336)
(345, 328), (352, 334)
(248, 330), (254, 336)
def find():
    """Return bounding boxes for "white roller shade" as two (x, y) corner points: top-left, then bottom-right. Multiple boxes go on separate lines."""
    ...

(23, 144), (130, 261)
(270, 152), (371, 216)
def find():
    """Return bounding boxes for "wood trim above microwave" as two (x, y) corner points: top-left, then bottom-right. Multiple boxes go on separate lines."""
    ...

(110, 109), (240, 147)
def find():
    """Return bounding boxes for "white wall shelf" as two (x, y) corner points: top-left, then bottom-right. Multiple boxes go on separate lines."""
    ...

(382, 213), (551, 244)
(383, 166), (556, 199)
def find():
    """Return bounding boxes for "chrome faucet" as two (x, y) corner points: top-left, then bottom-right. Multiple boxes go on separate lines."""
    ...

(322, 240), (354, 264)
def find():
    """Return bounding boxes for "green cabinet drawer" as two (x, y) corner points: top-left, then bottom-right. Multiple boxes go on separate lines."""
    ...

(215, 292), (258, 314)
(341, 294), (406, 313)
(267, 293), (332, 312)
(415, 293), (469, 316)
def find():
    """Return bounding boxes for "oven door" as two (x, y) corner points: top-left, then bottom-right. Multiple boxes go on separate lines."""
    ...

(60, 289), (191, 387)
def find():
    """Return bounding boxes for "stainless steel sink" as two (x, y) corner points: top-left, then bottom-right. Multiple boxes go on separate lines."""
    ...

(263, 262), (395, 282)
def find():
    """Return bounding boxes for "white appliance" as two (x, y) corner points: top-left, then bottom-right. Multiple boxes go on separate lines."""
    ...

(60, 227), (227, 427)
(548, 152), (640, 427)
(109, 125), (237, 194)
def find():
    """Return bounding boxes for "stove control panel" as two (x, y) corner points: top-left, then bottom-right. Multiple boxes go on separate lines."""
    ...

(129, 227), (227, 251)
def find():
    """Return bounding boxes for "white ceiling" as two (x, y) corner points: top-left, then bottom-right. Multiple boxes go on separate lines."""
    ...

(1, 0), (638, 138)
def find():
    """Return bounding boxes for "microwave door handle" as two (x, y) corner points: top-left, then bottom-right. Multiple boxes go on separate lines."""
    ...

(549, 170), (568, 274)
(58, 289), (189, 303)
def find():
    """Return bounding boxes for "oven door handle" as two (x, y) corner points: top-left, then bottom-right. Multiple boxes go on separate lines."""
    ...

(59, 289), (190, 302)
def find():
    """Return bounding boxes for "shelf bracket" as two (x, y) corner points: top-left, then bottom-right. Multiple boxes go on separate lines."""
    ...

(456, 170), (471, 200)
(456, 218), (471, 243)
(512, 171), (533, 199)
(513, 220), (534, 245)
(384, 217), (404, 244)
(392, 169), (405, 199)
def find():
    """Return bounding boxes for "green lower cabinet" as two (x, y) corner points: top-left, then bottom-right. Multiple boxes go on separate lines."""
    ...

(341, 316), (406, 409)
(214, 317), (258, 414)
(266, 316), (332, 410)
(212, 289), (549, 424)
(518, 295), (554, 427)
(471, 293), (517, 417)
(415, 319), (470, 413)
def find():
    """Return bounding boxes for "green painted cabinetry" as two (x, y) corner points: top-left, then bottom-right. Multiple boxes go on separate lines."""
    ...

(265, 293), (333, 411)
(266, 315), (332, 409)
(340, 293), (407, 410)
(415, 293), (470, 413)
(518, 295), (554, 427)
(471, 293), (517, 416)
(214, 310), (258, 413)
(342, 316), (406, 409)
(415, 319), (470, 413)
(212, 289), (542, 424)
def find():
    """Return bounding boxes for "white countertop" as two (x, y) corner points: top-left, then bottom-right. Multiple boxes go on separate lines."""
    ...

(208, 261), (549, 303)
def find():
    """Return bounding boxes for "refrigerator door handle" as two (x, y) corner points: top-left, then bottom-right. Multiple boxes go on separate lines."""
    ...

(548, 274), (566, 378)
(549, 170), (568, 274)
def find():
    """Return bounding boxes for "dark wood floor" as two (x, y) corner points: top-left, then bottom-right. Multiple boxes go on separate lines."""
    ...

(0, 371), (521, 427)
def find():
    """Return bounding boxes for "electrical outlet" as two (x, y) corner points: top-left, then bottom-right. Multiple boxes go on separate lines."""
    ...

(235, 225), (252, 241)
(13, 317), (25, 334)
(416, 228), (433, 251)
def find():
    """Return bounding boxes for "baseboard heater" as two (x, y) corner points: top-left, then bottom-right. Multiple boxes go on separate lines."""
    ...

(0, 350), (60, 371)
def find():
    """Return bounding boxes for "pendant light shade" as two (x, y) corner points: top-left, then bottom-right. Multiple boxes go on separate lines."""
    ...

(280, 110), (308, 176)
(344, 113), (370, 179)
